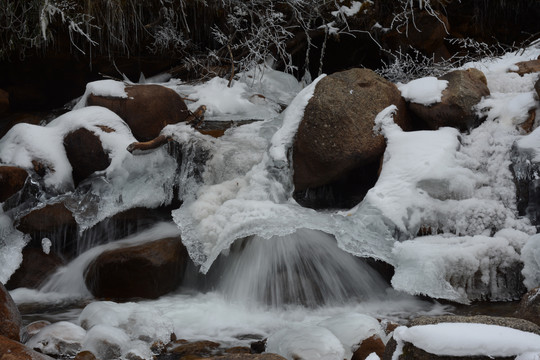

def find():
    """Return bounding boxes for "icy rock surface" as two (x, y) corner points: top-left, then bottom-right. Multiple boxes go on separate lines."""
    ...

(25, 321), (86, 356)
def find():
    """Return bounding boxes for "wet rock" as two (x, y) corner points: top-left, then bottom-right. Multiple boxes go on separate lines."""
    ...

(169, 340), (221, 357)
(63, 128), (111, 186)
(5, 247), (64, 290)
(250, 339), (267, 354)
(0, 334), (55, 360)
(293, 68), (410, 191)
(407, 68), (490, 131)
(509, 59), (540, 76)
(87, 84), (189, 141)
(84, 236), (189, 299)
(515, 287), (540, 327)
(26, 321), (86, 357)
(16, 202), (78, 258)
(0, 89), (8, 114)
(0, 282), (22, 341)
(74, 351), (98, 360)
(352, 335), (385, 360)
(0, 166), (28, 203)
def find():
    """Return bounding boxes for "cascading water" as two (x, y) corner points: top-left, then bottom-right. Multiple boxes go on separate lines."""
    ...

(217, 229), (389, 307)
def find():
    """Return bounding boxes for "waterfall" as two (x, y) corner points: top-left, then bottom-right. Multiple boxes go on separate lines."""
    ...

(217, 229), (389, 307)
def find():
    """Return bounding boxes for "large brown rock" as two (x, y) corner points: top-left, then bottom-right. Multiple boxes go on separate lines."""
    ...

(84, 236), (189, 299)
(5, 248), (63, 290)
(0, 335), (55, 360)
(16, 203), (78, 258)
(515, 287), (540, 327)
(63, 128), (110, 186)
(0, 282), (22, 341)
(292, 68), (410, 191)
(0, 166), (28, 203)
(408, 68), (490, 131)
(87, 84), (189, 141)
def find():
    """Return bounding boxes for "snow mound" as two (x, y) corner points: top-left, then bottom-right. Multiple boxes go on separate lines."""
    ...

(392, 323), (540, 358)
(398, 77), (448, 106)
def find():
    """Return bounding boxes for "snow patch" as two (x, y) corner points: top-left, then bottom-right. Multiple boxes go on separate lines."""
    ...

(398, 77), (448, 106)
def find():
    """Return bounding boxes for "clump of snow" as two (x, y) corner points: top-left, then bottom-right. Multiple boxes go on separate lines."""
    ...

(397, 77), (448, 106)
(392, 323), (540, 358)
(41, 238), (52, 254)
(73, 79), (128, 109)
(26, 321), (86, 356)
(266, 325), (345, 360)
(318, 313), (384, 358)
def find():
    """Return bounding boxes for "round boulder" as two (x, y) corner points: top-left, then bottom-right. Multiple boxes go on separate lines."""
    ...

(63, 128), (111, 186)
(0, 166), (28, 203)
(408, 68), (490, 131)
(0, 282), (22, 341)
(84, 236), (189, 299)
(293, 68), (410, 191)
(87, 84), (189, 141)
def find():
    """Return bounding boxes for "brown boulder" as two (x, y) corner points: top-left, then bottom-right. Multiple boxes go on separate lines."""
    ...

(408, 68), (490, 131)
(16, 203), (77, 258)
(509, 59), (540, 76)
(0, 89), (8, 114)
(74, 351), (98, 360)
(5, 247), (63, 290)
(86, 84), (189, 141)
(0, 283), (22, 342)
(84, 236), (189, 299)
(0, 335), (55, 360)
(293, 68), (410, 191)
(352, 335), (385, 360)
(515, 287), (540, 327)
(0, 166), (28, 203)
(63, 128), (110, 186)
